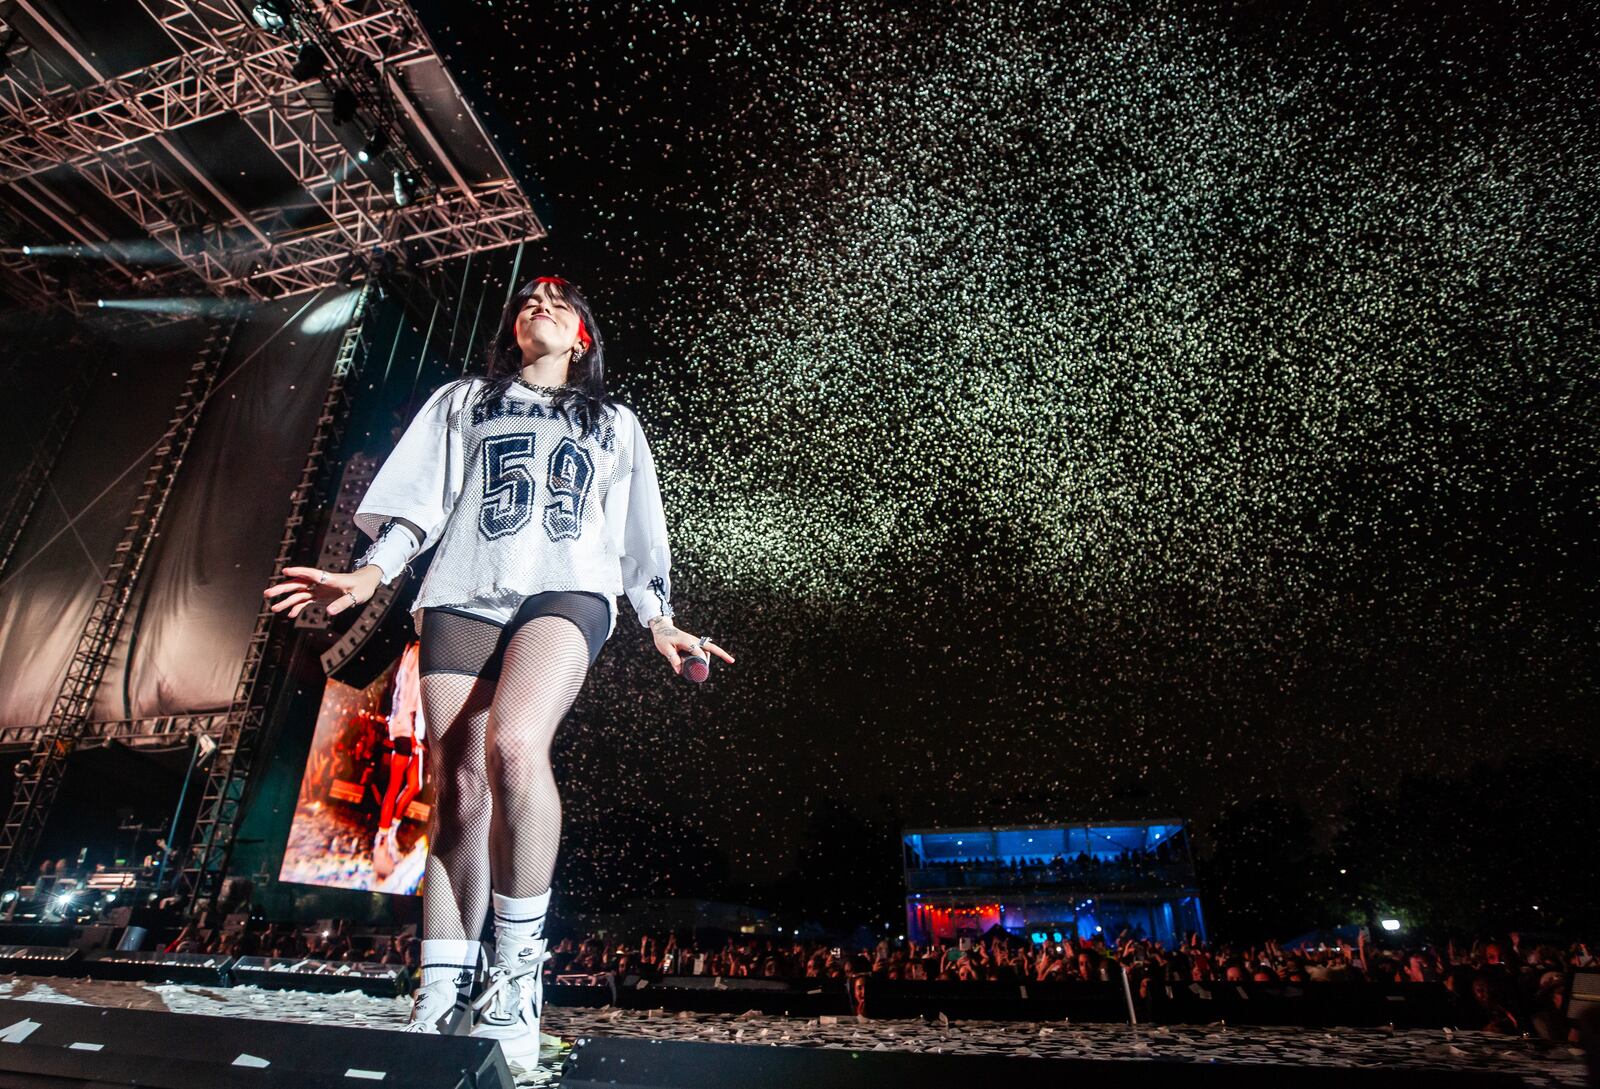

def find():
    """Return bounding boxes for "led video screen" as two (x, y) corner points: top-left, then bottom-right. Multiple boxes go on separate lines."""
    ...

(278, 643), (432, 894)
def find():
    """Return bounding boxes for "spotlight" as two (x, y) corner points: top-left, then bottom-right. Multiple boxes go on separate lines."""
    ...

(195, 732), (219, 765)
(250, 2), (289, 36)
(1380, 918), (1401, 932)
(0, 891), (15, 903)
(358, 130), (388, 163)
(54, 893), (73, 909)
(291, 42), (327, 82)
(392, 171), (418, 207)
(20, 244), (30, 256)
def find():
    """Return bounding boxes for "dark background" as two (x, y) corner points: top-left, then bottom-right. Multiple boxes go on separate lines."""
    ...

(4, 0), (1597, 939)
(402, 0), (1599, 937)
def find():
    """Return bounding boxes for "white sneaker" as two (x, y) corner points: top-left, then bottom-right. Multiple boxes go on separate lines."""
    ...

(470, 937), (550, 1066)
(403, 977), (471, 1034)
(372, 828), (396, 880)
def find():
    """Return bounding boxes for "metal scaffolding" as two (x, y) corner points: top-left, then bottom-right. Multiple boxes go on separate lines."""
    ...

(0, 0), (544, 308)
(170, 284), (374, 917)
(0, 353), (98, 584)
(0, 0), (545, 907)
(0, 320), (237, 892)
(0, 714), (225, 754)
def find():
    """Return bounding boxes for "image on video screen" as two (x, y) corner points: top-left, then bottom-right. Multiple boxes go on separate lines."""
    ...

(277, 642), (433, 895)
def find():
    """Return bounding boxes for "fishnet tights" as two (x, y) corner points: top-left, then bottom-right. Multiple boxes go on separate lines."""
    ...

(487, 617), (591, 897)
(417, 608), (592, 937)
(418, 672), (494, 941)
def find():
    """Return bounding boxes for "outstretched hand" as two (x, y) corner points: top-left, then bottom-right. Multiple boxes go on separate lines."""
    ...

(649, 616), (735, 676)
(263, 565), (382, 619)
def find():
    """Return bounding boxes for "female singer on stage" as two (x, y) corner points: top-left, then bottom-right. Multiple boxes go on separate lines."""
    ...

(263, 276), (733, 1068)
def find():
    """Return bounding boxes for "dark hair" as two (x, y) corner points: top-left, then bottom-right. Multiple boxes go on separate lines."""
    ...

(462, 276), (617, 436)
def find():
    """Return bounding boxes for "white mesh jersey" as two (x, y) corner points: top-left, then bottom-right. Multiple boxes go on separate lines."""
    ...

(352, 378), (674, 640)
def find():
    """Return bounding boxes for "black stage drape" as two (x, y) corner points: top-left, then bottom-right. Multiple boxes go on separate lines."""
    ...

(0, 290), (360, 727)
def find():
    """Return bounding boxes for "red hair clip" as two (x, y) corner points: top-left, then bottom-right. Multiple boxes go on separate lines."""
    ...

(534, 276), (591, 350)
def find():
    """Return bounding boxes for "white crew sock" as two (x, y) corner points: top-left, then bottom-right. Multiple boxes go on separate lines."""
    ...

(419, 938), (478, 991)
(492, 890), (551, 951)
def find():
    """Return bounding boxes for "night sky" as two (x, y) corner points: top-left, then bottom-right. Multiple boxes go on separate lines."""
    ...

(407, 0), (1598, 922)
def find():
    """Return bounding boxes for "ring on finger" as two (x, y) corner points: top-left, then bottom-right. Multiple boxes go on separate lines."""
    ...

(316, 571), (330, 585)
(345, 590), (360, 607)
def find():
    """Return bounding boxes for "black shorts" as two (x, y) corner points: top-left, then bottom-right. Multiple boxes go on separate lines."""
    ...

(418, 591), (611, 679)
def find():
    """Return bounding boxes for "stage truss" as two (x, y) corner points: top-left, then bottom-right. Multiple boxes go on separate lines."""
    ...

(0, 0), (547, 908)
(0, 0), (545, 311)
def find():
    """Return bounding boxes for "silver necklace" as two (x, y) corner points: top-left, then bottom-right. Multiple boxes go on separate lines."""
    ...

(514, 375), (568, 396)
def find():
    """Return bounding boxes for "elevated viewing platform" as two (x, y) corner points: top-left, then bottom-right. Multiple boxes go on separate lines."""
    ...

(903, 821), (1206, 946)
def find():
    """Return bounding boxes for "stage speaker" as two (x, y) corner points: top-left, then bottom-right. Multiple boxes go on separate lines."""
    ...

(230, 954), (410, 997)
(0, 998), (512, 1089)
(560, 1035), (1526, 1088)
(82, 949), (231, 986)
(618, 975), (848, 1017)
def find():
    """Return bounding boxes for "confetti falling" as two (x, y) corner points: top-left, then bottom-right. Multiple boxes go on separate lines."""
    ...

(412, 0), (1600, 926)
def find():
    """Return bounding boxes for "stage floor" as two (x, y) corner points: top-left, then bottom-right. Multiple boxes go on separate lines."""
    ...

(0, 974), (1583, 1088)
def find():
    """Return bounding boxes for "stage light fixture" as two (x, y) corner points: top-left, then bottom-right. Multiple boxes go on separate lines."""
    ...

(393, 171), (418, 207)
(358, 130), (388, 163)
(1380, 918), (1401, 931)
(291, 42), (327, 82)
(250, 2), (288, 36)
(195, 733), (219, 765)
(20, 244), (30, 255)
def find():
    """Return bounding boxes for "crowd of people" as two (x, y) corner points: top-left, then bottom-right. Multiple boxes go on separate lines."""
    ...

(154, 919), (1586, 1041)
(906, 846), (1192, 889)
(164, 919), (419, 968)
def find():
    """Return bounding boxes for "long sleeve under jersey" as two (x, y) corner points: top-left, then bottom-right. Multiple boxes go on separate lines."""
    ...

(353, 378), (674, 635)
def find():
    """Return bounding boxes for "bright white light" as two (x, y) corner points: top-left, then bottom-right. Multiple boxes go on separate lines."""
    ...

(300, 290), (362, 335)
(1, 891), (16, 903)
(1380, 918), (1401, 932)
(21, 245), (31, 256)
(54, 894), (73, 909)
